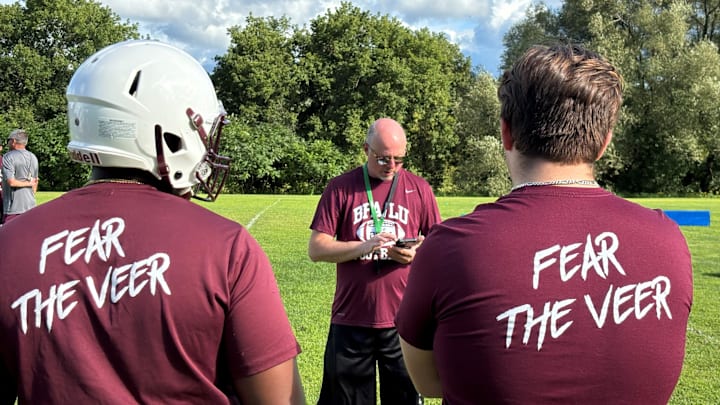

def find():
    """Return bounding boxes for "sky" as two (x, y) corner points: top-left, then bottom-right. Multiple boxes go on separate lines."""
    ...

(3, 0), (563, 76)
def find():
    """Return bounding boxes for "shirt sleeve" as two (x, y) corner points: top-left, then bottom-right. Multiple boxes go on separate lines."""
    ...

(1, 155), (13, 181)
(309, 179), (341, 237)
(222, 231), (301, 377)
(421, 184), (442, 234)
(396, 236), (439, 350)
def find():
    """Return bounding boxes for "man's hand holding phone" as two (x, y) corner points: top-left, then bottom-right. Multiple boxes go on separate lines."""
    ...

(388, 236), (424, 264)
(395, 238), (419, 248)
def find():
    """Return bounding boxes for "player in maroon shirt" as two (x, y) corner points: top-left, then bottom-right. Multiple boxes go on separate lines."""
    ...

(0, 40), (304, 404)
(396, 44), (693, 404)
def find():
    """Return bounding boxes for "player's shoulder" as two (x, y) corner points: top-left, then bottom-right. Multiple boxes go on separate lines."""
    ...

(4, 149), (20, 159)
(335, 166), (363, 180)
(325, 166), (363, 190)
(401, 169), (430, 183)
(176, 198), (243, 228)
(399, 170), (433, 193)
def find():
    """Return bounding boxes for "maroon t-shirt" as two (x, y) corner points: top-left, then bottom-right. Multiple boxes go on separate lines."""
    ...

(397, 186), (693, 404)
(0, 183), (300, 404)
(310, 166), (441, 328)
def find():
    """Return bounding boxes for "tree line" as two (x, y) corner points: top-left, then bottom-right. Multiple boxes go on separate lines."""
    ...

(1, 0), (719, 196)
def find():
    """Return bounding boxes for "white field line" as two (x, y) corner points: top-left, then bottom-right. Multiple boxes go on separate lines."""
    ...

(688, 324), (717, 343)
(246, 198), (281, 230)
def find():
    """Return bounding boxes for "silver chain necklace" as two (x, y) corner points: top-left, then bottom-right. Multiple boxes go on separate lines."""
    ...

(84, 178), (146, 186)
(511, 179), (599, 192)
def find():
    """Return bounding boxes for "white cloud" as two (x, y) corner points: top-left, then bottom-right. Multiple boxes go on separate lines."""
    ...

(381, 0), (492, 21)
(489, 0), (533, 30)
(98, 0), (516, 70)
(0, 0), (565, 73)
(98, 0), (343, 67)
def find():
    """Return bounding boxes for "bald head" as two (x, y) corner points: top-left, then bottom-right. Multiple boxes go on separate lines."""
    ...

(366, 118), (407, 145)
(364, 118), (407, 181)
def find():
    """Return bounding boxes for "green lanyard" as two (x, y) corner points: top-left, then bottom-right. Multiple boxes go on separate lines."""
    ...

(362, 163), (400, 235)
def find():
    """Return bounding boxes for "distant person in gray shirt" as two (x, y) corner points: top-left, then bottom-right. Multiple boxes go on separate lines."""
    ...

(2, 129), (39, 224)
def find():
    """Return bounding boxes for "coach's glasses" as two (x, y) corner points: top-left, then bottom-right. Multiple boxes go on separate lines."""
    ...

(369, 146), (405, 166)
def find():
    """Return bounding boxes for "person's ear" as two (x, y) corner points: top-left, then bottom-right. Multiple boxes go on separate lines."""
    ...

(596, 131), (613, 161)
(500, 119), (514, 151)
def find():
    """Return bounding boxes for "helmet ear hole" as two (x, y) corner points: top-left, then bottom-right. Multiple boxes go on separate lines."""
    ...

(163, 132), (183, 153)
(129, 71), (141, 97)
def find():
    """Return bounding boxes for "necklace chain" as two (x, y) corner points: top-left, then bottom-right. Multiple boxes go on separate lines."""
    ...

(84, 178), (146, 187)
(511, 179), (599, 192)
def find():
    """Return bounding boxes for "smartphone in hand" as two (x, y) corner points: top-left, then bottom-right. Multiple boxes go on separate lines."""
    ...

(395, 238), (419, 248)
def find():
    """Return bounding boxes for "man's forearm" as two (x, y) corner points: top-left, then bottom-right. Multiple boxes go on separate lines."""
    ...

(7, 178), (34, 188)
(308, 238), (369, 263)
(399, 337), (443, 398)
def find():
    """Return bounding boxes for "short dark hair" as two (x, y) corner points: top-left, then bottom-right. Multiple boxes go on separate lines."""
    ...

(498, 44), (623, 164)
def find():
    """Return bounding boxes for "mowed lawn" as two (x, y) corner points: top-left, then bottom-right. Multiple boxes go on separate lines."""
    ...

(33, 192), (720, 404)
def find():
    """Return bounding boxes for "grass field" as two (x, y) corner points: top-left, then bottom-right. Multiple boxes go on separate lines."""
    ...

(34, 193), (720, 404)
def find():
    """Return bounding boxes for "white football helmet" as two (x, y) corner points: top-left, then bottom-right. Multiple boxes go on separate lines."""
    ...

(66, 40), (230, 201)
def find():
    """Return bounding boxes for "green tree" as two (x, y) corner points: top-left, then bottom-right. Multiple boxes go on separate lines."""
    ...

(586, 1), (720, 193)
(219, 118), (347, 194)
(295, 2), (473, 188)
(0, 0), (139, 190)
(502, 0), (720, 194)
(689, 0), (720, 44)
(277, 139), (348, 194)
(449, 71), (510, 196)
(501, 3), (561, 72)
(212, 15), (300, 126)
(0, 0), (139, 123)
(28, 115), (91, 190)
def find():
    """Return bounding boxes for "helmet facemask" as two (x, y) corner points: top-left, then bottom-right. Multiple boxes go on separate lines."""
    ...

(185, 107), (231, 202)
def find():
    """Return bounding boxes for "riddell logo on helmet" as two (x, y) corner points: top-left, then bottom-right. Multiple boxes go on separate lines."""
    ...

(69, 149), (101, 165)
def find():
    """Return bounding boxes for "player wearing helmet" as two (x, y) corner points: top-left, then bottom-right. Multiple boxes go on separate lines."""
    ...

(0, 40), (305, 404)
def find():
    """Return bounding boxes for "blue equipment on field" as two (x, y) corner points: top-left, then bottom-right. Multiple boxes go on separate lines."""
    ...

(663, 210), (711, 226)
